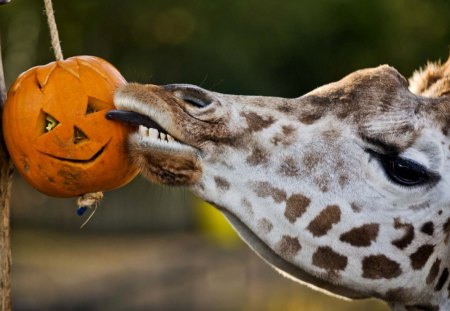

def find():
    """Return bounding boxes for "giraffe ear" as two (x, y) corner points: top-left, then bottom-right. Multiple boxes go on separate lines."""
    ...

(409, 56), (450, 97)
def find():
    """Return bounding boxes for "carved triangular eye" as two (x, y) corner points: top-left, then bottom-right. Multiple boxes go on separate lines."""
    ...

(45, 113), (59, 132)
(86, 97), (108, 115)
(86, 103), (97, 114)
(73, 127), (87, 144)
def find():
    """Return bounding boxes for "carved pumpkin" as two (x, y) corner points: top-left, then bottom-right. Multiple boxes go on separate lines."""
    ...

(3, 56), (138, 197)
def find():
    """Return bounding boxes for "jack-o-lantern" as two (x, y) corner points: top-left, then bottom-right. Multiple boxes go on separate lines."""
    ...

(3, 56), (138, 197)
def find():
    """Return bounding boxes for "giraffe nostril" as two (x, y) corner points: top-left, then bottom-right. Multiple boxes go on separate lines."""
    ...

(181, 95), (212, 108)
(163, 84), (215, 109)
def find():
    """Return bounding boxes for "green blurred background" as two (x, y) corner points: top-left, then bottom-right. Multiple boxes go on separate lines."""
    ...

(1, 0), (449, 310)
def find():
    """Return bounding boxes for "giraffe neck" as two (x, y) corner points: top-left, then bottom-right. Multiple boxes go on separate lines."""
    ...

(194, 151), (450, 310)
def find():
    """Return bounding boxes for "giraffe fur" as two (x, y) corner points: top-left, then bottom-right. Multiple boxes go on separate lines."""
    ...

(109, 56), (450, 311)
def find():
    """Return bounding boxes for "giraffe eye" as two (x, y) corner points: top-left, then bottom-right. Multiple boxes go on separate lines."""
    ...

(379, 155), (430, 186)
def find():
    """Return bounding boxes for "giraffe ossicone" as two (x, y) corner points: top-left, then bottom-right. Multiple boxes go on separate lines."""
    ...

(107, 57), (450, 311)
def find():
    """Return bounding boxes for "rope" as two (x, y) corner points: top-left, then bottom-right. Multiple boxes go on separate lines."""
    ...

(77, 192), (104, 228)
(43, 0), (63, 61)
(43, 0), (106, 222)
(77, 192), (104, 207)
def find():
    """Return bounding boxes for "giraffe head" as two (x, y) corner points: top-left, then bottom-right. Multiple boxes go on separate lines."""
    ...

(108, 57), (450, 311)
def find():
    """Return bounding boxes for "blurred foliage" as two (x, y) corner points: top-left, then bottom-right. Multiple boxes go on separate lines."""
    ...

(0, 0), (449, 97)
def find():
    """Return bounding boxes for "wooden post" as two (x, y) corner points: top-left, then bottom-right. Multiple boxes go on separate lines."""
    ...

(0, 1), (14, 310)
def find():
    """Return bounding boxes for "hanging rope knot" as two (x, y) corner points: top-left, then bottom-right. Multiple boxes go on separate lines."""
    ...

(76, 192), (103, 228)
(77, 191), (104, 207)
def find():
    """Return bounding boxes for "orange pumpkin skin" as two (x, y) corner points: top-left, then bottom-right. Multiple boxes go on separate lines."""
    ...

(3, 56), (138, 197)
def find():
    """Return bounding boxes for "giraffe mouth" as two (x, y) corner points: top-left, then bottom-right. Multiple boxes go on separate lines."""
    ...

(106, 93), (202, 186)
(106, 110), (197, 155)
(106, 110), (167, 134)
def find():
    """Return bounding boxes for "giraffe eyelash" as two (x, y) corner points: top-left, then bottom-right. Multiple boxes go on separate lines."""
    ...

(366, 149), (439, 187)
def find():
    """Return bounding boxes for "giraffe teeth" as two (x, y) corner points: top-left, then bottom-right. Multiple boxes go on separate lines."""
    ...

(148, 128), (159, 139)
(138, 126), (179, 144)
(139, 125), (149, 137)
(159, 133), (166, 142)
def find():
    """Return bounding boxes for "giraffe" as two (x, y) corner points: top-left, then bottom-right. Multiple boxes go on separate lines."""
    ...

(107, 57), (450, 311)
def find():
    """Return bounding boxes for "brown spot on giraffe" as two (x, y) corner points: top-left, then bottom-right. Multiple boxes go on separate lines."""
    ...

(444, 217), (450, 244)
(272, 125), (297, 146)
(350, 202), (362, 213)
(338, 175), (349, 188)
(339, 223), (379, 247)
(257, 218), (273, 235)
(275, 235), (301, 260)
(298, 112), (323, 125)
(214, 176), (230, 192)
(410, 244), (434, 270)
(421, 222), (434, 236)
(252, 181), (287, 203)
(279, 157), (300, 177)
(277, 103), (294, 114)
(392, 218), (415, 250)
(362, 255), (402, 279)
(321, 128), (341, 142)
(314, 174), (331, 193)
(384, 287), (413, 303)
(302, 151), (320, 172)
(246, 146), (269, 166)
(241, 111), (275, 132)
(307, 205), (341, 237)
(427, 258), (441, 285)
(241, 198), (254, 216)
(284, 194), (311, 223)
(271, 135), (282, 146)
(312, 246), (348, 271)
(282, 124), (296, 136)
(434, 268), (449, 291)
(447, 280), (450, 299)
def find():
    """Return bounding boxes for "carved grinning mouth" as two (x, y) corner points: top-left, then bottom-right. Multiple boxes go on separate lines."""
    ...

(40, 144), (107, 164)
